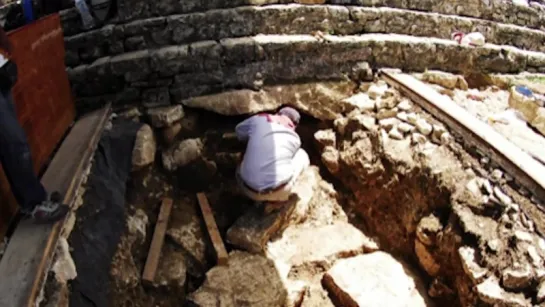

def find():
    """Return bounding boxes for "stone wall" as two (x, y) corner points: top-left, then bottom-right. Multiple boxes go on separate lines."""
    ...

(63, 5), (545, 67)
(69, 32), (545, 110)
(61, 0), (545, 36)
(61, 0), (545, 114)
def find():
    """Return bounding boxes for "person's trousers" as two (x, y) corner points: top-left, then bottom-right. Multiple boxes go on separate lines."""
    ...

(237, 148), (310, 202)
(0, 89), (47, 212)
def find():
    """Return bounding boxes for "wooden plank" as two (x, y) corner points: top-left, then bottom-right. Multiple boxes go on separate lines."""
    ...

(380, 71), (545, 201)
(0, 104), (111, 307)
(0, 14), (75, 239)
(197, 193), (229, 266)
(142, 198), (173, 284)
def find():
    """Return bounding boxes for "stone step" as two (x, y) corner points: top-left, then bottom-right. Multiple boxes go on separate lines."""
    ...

(68, 33), (545, 111)
(60, 0), (545, 39)
(63, 4), (545, 67)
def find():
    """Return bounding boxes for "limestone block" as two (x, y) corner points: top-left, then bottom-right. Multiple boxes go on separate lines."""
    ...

(162, 138), (204, 171)
(131, 124), (156, 170)
(322, 251), (432, 307)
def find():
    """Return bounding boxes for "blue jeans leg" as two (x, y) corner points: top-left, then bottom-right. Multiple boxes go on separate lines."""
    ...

(0, 90), (47, 212)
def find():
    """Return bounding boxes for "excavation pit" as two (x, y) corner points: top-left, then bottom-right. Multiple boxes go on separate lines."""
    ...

(40, 79), (545, 307)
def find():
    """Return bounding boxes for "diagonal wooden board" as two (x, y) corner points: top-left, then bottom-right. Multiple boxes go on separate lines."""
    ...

(0, 105), (111, 307)
(197, 193), (228, 266)
(142, 198), (173, 284)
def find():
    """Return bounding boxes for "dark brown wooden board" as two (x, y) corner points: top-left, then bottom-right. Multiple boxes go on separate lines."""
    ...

(0, 13), (75, 239)
(0, 105), (111, 307)
(142, 198), (173, 284)
(197, 193), (229, 266)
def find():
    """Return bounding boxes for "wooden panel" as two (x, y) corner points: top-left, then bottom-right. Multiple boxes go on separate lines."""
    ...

(0, 105), (110, 307)
(142, 198), (173, 284)
(197, 193), (229, 266)
(0, 13), (75, 238)
(380, 71), (545, 201)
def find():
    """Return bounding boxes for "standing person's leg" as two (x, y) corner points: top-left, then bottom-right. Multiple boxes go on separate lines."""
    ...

(0, 90), (47, 213)
(0, 90), (68, 222)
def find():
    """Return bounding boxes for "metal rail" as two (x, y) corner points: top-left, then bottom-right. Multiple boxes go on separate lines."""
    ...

(379, 70), (545, 201)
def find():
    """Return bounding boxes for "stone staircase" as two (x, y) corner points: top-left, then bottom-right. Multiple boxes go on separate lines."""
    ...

(61, 1), (545, 113)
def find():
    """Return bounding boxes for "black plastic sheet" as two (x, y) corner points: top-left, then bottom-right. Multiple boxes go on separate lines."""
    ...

(68, 119), (141, 307)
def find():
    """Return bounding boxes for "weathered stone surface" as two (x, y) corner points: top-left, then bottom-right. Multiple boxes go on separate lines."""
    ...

(154, 244), (187, 290)
(131, 124), (156, 170)
(314, 129), (336, 148)
(150, 45), (192, 76)
(342, 93), (375, 112)
(458, 246), (488, 284)
(148, 105), (184, 128)
(226, 167), (319, 253)
(51, 238), (77, 284)
(322, 251), (432, 307)
(188, 251), (286, 307)
(162, 138), (204, 171)
(182, 81), (356, 120)
(321, 146), (341, 174)
(476, 276), (531, 307)
(421, 70), (468, 90)
(266, 222), (378, 276)
(166, 212), (208, 271)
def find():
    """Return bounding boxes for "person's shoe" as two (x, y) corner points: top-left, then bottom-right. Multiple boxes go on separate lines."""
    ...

(31, 192), (69, 224)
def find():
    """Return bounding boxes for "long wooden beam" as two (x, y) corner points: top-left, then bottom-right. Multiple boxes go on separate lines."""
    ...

(142, 198), (173, 284)
(380, 71), (545, 201)
(0, 104), (111, 307)
(197, 193), (228, 266)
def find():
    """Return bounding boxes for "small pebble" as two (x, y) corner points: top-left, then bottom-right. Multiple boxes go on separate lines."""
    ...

(416, 119), (433, 135)
(396, 112), (408, 122)
(376, 108), (398, 120)
(411, 133), (427, 145)
(493, 186), (512, 206)
(480, 157), (490, 164)
(440, 132), (452, 145)
(398, 122), (415, 133)
(388, 127), (404, 140)
(478, 178), (493, 195)
(406, 113), (419, 125)
(491, 169), (503, 182)
(397, 99), (412, 111)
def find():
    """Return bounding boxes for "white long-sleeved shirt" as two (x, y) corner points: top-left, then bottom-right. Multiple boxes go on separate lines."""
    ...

(236, 114), (301, 191)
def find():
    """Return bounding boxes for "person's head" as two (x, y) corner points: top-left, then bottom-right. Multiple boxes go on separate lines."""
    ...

(277, 107), (300, 126)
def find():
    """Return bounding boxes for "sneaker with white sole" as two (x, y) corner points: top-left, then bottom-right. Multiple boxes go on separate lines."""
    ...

(31, 192), (69, 223)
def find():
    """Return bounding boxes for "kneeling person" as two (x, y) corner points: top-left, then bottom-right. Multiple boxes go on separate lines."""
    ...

(235, 107), (310, 210)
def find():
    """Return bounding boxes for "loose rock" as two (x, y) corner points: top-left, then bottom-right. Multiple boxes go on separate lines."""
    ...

(398, 122), (415, 133)
(416, 119), (433, 135)
(367, 82), (389, 99)
(415, 240), (440, 276)
(342, 93), (375, 112)
(322, 252), (432, 307)
(188, 251), (286, 307)
(537, 279), (545, 303)
(493, 187), (512, 206)
(162, 138), (204, 171)
(502, 264), (533, 290)
(458, 246), (488, 283)
(51, 238), (77, 284)
(477, 276), (530, 306)
(148, 105), (185, 128)
(226, 167), (318, 253)
(376, 108), (398, 120)
(314, 129), (336, 148)
(376, 96), (398, 110)
(266, 222), (378, 277)
(397, 99), (412, 111)
(162, 121), (182, 145)
(422, 70), (468, 90)
(379, 118), (400, 132)
(411, 133), (427, 145)
(388, 127), (404, 140)
(406, 112), (419, 125)
(416, 215), (443, 246)
(491, 169), (503, 182)
(132, 124), (156, 171)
